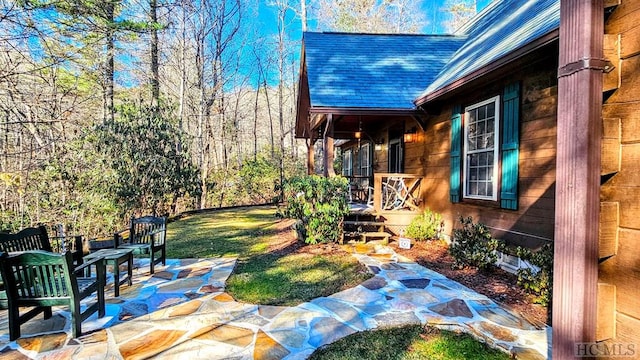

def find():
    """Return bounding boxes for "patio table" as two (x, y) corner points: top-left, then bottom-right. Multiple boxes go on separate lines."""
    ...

(84, 248), (134, 297)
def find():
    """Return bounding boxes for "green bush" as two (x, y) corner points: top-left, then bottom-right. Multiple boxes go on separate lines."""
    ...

(283, 175), (350, 244)
(406, 208), (444, 241)
(516, 243), (553, 306)
(449, 216), (501, 270)
(95, 100), (201, 216)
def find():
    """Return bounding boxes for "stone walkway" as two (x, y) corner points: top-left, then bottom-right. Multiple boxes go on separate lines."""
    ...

(0, 243), (550, 359)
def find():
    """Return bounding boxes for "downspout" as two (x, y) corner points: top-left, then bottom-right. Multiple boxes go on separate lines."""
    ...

(553, 0), (603, 358)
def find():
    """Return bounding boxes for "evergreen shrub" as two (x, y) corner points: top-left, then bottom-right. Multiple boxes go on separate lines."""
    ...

(449, 216), (501, 270)
(405, 208), (444, 241)
(283, 175), (349, 244)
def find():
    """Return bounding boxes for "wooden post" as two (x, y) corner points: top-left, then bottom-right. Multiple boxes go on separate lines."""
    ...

(307, 137), (315, 175)
(323, 114), (335, 177)
(373, 173), (382, 214)
(553, 0), (603, 358)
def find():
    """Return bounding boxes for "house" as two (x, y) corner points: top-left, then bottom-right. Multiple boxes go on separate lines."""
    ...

(296, 0), (640, 358)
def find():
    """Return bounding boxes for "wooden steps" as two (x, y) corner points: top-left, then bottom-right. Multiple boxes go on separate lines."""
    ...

(360, 231), (390, 244)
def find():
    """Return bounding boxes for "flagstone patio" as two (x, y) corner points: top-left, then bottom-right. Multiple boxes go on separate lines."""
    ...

(0, 244), (550, 359)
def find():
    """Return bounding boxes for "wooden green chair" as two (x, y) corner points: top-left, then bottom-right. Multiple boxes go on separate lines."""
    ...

(0, 226), (86, 310)
(115, 216), (167, 274)
(49, 234), (85, 266)
(0, 250), (106, 340)
(0, 226), (84, 266)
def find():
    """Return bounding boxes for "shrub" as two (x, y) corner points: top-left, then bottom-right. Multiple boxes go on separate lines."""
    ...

(239, 154), (280, 204)
(516, 243), (553, 306)
(406, 208), (444, 241)
(449, 216), (501, 270)
(283, 175), (350, 244)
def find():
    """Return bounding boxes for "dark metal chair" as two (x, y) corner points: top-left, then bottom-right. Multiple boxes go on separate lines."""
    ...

(115, 216), (167, 274)
(0, 250), (105, 340)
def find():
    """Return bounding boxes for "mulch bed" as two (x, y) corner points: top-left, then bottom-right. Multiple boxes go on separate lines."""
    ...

(392, 239), (550, 327)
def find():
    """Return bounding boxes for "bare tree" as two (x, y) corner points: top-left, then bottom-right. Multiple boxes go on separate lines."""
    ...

(442, 0), (477, 33)
(313, 0), (427, 33)
(0, 1), (106, 230)
(149, 0), (160, 106)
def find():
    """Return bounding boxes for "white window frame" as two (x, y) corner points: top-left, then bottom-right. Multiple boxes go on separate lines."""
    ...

(360, 142), (371, 177)
(463, 96), (500, 201)
(342, 149), (353, 177)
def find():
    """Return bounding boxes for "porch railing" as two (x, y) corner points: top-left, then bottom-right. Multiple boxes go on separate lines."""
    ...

(344, 175), (373, 204)
(372, 173), (422, 213)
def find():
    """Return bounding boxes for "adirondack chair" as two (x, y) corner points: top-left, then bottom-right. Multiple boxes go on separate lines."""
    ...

(115, 216), (166, 274)
(0, 250), (106, 340)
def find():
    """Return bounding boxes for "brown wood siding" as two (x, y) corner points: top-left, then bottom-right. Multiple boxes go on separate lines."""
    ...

(408, 60), (558, 249)
(599, 0), (640, 348)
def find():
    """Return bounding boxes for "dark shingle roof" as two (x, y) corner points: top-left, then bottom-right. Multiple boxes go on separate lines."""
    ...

(419, 0), (560, 98)
(301, 0), (560, 111)
(303, 32), (466, 110)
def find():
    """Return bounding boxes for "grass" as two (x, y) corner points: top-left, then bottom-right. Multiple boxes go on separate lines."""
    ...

(167, 206), (278, 259)
(167, 205), (372, 306)
(308, 325), (511, 360)
(167, 206), (513, 358)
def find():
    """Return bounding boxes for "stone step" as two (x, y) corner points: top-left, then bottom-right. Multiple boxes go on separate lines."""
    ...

(361, 231), (391, 244)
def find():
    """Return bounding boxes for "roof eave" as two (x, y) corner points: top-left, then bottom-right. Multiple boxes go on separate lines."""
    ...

(414, 29), (560, 106)
(308, 107), (418, 116)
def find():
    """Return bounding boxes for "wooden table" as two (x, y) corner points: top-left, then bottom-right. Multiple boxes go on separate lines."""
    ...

(84, 248), (134, 297)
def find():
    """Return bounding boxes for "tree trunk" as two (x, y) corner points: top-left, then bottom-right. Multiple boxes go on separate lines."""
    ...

(195, 7), (207, 209)
(253, 71), (260, 160)
(104, 0), (115, 123)
(262, 80), (275, 158)
(150, 0), (160, 107)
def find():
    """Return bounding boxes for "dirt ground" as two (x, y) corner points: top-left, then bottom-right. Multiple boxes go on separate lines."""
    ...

(392, 239), (550, 327)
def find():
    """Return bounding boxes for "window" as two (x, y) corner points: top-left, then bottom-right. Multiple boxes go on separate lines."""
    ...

(342, 149), (353, 177)
(450, 82), (519, 209)
(388, 137), (403, 173)
(360, 142), (371, 177)
(463, 96), (499, 200)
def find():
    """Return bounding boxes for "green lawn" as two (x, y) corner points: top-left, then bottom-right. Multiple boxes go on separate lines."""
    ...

(309, 326), (510, 360)
(167, 205), (372, 306)
(166, 206), (512, 359)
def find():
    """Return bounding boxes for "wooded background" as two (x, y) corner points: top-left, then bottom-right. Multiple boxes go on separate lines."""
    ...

(0, 0), (476, 236)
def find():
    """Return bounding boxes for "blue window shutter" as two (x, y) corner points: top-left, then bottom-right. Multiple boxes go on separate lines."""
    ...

(500, 82), (520, 210)
(450, 105), (462, 203)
